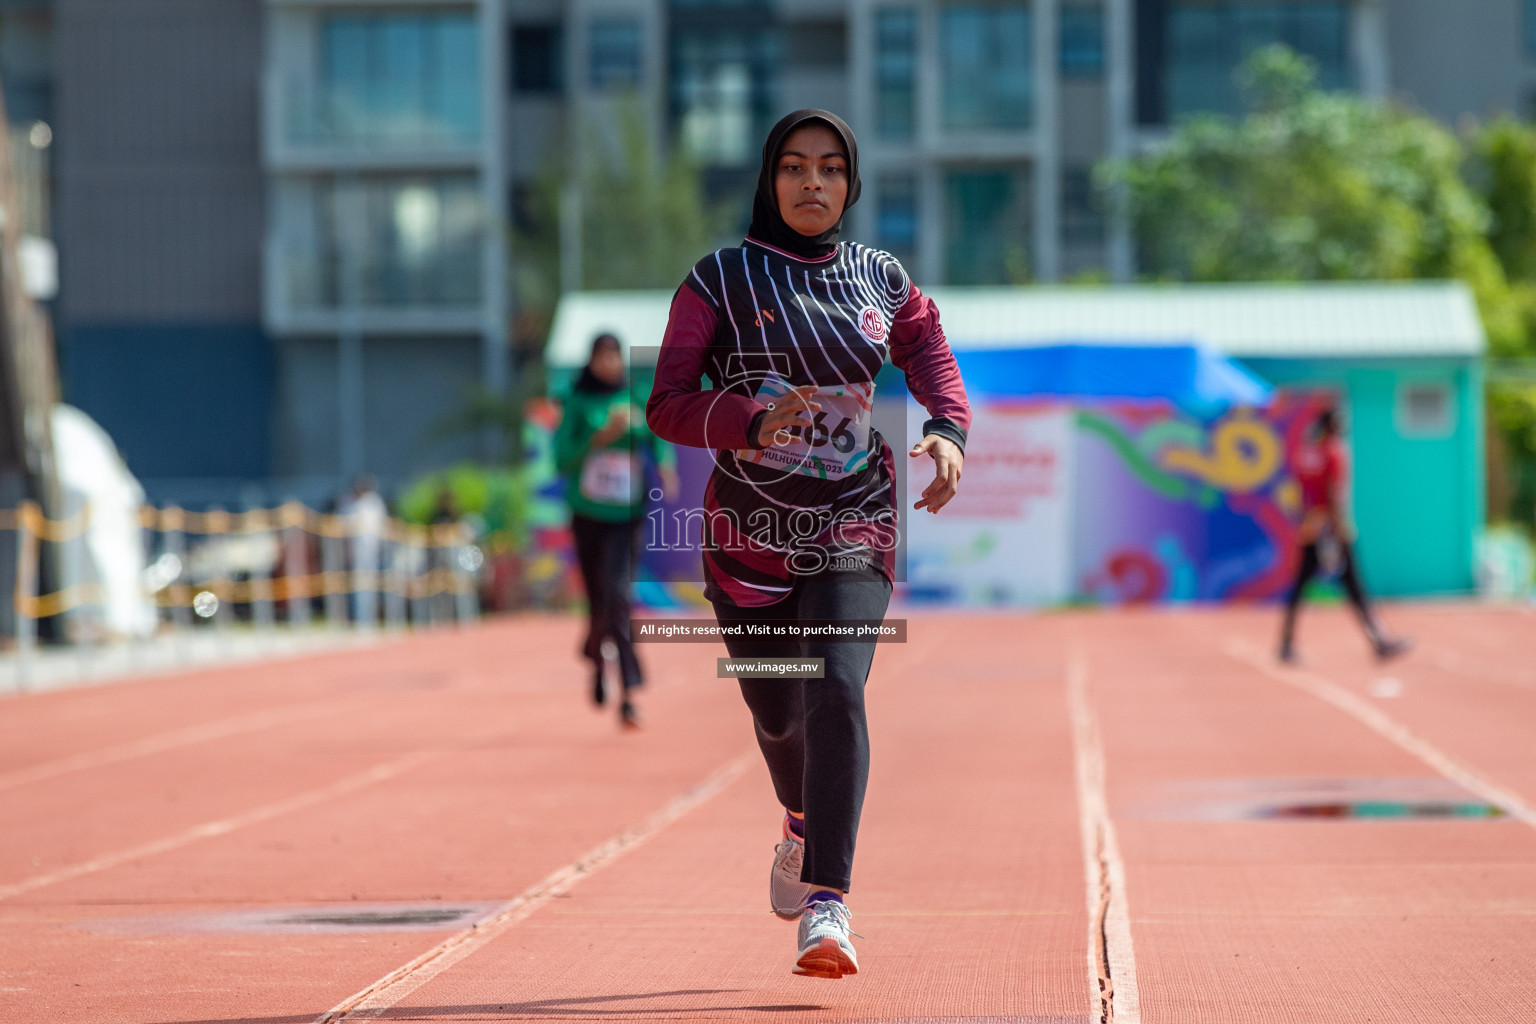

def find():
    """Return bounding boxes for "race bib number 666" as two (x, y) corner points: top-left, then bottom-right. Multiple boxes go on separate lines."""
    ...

(736, 373), (874, 481)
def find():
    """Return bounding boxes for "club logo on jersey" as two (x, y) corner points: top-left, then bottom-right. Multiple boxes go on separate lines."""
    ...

(754, 308), (776, 327)
(858, 306), (887, 342)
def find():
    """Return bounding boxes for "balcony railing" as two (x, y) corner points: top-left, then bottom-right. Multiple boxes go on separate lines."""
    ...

(277, 76), (481, 154)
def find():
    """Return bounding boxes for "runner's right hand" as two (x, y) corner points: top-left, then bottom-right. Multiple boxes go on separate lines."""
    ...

(591, 405), (633, 447)
(755, 385), (821, 447)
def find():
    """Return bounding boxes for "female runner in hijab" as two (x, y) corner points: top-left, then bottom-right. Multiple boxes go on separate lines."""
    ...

(555, 333), (677, 729)
(647, 109), (970, 979)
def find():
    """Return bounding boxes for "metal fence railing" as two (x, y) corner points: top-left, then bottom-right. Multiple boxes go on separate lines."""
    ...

(4, 501), (483, 690)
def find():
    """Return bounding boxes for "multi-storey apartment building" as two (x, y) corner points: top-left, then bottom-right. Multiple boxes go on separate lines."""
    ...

(262, 0), (508, 491)
(33, 0), (1536, 502)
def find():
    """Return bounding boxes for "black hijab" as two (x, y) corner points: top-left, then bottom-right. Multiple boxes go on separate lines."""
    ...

(747, 109), (862, 260)
(573, 334), (624, 395)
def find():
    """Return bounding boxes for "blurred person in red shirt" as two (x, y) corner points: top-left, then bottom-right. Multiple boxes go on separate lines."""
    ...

(1279, 407), (1409, 663)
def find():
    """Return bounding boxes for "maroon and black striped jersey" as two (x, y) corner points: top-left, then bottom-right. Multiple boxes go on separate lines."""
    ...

(647, 236), (970, 607)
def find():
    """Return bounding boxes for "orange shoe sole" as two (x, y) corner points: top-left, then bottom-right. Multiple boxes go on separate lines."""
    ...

(793, 937), (858, 979)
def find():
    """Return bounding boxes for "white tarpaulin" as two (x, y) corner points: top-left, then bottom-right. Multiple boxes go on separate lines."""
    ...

(904, 400), (1075, 606)
(51, 404), (156, 638)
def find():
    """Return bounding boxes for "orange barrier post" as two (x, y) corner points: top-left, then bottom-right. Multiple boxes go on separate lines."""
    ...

(13, 501), (37, 690)
(281, 502), (311, 632)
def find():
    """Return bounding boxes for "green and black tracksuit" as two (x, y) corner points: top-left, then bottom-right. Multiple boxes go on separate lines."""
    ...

(554, 375), (674, 692)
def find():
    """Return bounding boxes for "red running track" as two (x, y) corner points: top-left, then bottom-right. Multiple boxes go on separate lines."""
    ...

(1, 603), (1534, 1022)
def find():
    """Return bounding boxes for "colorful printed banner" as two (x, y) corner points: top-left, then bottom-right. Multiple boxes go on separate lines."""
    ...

(898, 390), (1332, 607)
(527, 373), (1334, 609)
(903, 400), (1075, 605)
(1072, 392), (1330, 604)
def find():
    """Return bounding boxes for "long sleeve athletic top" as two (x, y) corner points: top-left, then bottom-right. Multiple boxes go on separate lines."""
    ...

(553, 381), (674, 524)
(647, 236), (971, 607)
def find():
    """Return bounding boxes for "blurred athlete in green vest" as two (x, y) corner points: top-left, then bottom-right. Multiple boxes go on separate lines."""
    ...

(555, 334), (676, 729)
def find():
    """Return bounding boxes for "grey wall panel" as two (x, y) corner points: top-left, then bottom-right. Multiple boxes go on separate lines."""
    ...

(1386, 0), (1526, 122)
(55, 0), (263, 323)
(273, 335), (340, 481)
(59, 169), (264, 321)
(775, 71), (849, 126)
(55, 0), (261, 164)
(360, 335), (480, 485)
(508, 100), (563, 180)
(1060, 80), (1106, 164)
(274, 334), (482, 487)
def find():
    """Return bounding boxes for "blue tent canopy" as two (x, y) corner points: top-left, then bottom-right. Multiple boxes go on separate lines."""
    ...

(949, 344), (1272, 414)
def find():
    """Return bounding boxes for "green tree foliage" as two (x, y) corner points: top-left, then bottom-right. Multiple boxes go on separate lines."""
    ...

(579, 112), (729, 289)
(513, 100), (729, 335)
(1471, 118), (1536, 518)
(1108, 47), (1509, 317)
(1475, 118), (1536, 286)
(1107, 45), (1536, 521)
(489, 101), (730, 462)
(398, 462), (530, 550)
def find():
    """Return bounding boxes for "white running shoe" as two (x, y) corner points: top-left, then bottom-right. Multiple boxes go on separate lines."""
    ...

(770, 818), (815, 921)
(794, 897), (859, 978)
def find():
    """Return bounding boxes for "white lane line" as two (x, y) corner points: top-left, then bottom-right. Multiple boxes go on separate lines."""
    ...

(315, 750), (756, 1023)
(1068, 649), (1141, 1024)
(1225, 639), (1536, 830)
(0, 699), (361, 795)
(0, 749), (439, 902)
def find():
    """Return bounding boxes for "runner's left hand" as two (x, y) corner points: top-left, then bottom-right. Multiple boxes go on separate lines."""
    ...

(911, 434), (962, 513)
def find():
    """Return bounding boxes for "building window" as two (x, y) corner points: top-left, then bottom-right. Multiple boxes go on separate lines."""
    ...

(875, 8), (917, 140)
(671, 23), (778, 168)
(590, 18), (642, 89)
(1397, 382), (1454, 438)
(279, 175), (484, 310)
(679, 62), (753, 164)
(1060, 4), (1104, 77)
(877, 174), (918, 263)
(1062, 166), (1103, 244)
(1166, 2), (1349, 119)
(944, 167), (1031, 284)
(940, 5), (1033, 131)
(316, 13), (480, 146)
(512, 24), (563, 94)
(509, 182), (541, 237)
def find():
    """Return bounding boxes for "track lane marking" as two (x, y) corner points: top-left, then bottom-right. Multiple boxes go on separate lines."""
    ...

(314, 750), (756, 1023)
(1225, 639), (1536, 830)
(0, 749), (439, 902)
(1068, 648), (1141, 1024)
(0, 698), (367, 795)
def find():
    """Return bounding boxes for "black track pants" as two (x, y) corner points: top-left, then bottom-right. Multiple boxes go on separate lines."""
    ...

(570, 514), (644, 691)
(1281, 538), (1381, 651)
(711, 566), (892, 893)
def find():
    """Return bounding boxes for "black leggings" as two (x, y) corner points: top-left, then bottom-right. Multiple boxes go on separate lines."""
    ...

(570, 514), (644, 691)
(712, 566), (891, 893)
(1281, 538), (1381, 650)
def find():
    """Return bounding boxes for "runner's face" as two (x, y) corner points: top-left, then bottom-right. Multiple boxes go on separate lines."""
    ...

(775, 124), (848, 238)
(590, 346), (624, 385)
